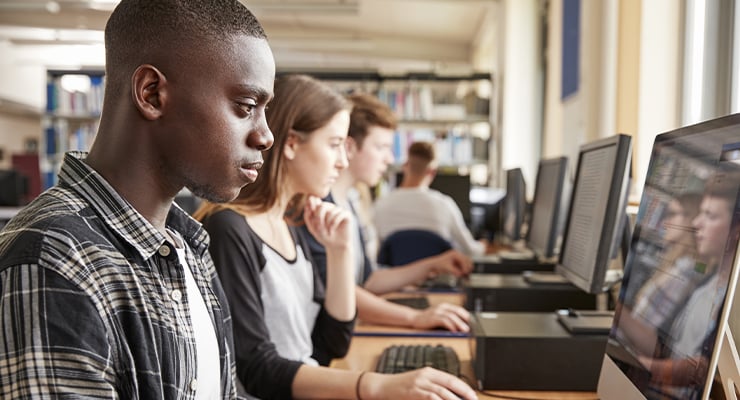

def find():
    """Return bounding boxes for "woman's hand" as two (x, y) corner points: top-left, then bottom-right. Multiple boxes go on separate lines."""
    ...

(360, 369), (478, 400)
(429, 250), (474, 277)
(303, 196), (352, 251)
(411, 303), (471, 333)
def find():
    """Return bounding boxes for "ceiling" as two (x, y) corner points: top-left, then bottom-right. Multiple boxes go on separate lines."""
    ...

(0, 0), (497, 73)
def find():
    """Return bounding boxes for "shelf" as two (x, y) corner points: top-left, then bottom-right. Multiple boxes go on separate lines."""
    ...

(42, 69), (104, 189)
(398, 116), (491, 125)
(299, 70), (498, 186)
(45, 113), (101, 122)
(277, 70), (492, 82)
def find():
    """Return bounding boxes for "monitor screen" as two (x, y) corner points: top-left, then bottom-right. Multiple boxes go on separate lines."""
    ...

(557, 134), (632, 294)
(429, 173), (472, 224)
(598, 113), (740, 400)
(502, 168), (527, 243)
(526, 156), (570, 259)
(393, 170), (472, 223)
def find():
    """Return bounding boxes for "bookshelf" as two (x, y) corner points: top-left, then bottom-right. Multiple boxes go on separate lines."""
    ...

(38, 70), (497, 189)
(42, 69), (104, 189)
(284, 71), (497, 187)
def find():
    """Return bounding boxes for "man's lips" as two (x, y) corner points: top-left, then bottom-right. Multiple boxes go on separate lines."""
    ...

(241, 161), (263, 181)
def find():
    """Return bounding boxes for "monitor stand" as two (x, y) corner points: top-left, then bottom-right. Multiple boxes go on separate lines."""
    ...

(472, 311), (608, 391)
(556, 309), (615, 334)
(718, 327), (740, 400)
(464, 273), (600, 312)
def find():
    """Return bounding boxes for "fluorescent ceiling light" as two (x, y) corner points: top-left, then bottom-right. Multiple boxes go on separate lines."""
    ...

(0, 25), (103, 44)
(241, 0), (359, 14)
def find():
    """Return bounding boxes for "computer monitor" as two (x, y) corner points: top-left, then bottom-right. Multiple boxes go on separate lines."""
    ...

(556, 134), (632, 294)
(429, 173), (472, 224)
(502, 168), (527, 243)
(395, 170), (472, 224)
(525, 156), (570, 259)
(598, 113), (740, 400)
(0, 169), (29, 207)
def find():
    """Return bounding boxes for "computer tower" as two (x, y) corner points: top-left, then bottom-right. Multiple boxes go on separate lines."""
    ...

(473, 257), (555, 274)
(464, 273), (599, 312)
(471, 312), (607, 391)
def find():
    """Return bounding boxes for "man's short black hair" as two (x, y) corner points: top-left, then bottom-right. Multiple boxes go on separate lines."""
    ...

(104, 0), (266, 93)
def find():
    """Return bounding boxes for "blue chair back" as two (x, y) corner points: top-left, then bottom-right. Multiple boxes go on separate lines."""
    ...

(377, 229), (452, 267)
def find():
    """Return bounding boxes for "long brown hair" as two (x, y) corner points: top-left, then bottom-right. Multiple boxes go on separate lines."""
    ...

(193, 74), (351, 222)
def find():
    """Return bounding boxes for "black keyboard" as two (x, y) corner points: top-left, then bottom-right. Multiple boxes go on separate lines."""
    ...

(375, 344), (460, 376)
(386, 296), (430, 310)
(420, 274), (460, 290)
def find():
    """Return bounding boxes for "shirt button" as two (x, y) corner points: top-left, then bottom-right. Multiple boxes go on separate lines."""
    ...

(171, 289), (182, 302)
(190, 379), (198, 391)
(158, 245), (171, 257)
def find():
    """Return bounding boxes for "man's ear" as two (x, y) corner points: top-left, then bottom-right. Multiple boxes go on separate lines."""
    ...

(132, 64), (167, 120)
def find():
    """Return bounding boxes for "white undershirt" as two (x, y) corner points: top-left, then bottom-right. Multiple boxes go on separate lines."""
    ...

(170, 231), (221, 400)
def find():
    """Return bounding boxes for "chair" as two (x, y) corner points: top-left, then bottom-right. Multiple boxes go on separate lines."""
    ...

(376, 229), (453, 266)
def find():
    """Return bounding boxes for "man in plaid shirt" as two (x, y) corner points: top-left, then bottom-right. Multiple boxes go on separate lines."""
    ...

(0, 0), (275, 398)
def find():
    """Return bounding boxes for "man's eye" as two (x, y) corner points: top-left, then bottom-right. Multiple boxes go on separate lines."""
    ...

(238, 101), (257, 113)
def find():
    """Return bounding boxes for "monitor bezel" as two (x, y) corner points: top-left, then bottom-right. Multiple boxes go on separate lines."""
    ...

(555, 134), (632, 294)
(525, 156), (569, 259)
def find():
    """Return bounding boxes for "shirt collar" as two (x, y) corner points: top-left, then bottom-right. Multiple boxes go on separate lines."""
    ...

(58, 152), (210, 260)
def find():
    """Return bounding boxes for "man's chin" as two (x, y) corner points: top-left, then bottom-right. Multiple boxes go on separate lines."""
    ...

(187, 186), (235, 205)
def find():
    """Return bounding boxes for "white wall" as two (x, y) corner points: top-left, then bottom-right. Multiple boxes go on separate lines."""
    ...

(0, 42), (45, 168)
(499, 0), (542, 196)
(470, 2), (500, 187)
(543, 0), (563, 159)
(544, 0), (683, 199)
(544, 0), (619, 179)
(634, 0), (682, 195)
(0, 41), (106, 168)
(0, 42), (47, 109)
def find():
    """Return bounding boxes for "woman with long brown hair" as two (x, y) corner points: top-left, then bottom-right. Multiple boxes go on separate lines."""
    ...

(194, 74), (477, 400)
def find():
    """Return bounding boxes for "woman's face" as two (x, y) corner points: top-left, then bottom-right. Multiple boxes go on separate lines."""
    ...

(287, 110), (350, 198)
(662, 199), (695, 244)
(693, 196), (732, 260)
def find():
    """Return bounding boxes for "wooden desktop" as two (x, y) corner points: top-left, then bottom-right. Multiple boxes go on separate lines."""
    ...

(332, 292), (600, 399)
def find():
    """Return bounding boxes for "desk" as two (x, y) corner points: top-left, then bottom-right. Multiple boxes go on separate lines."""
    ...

(331, 335), (599, 399)
(343, 292), (599, 399)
